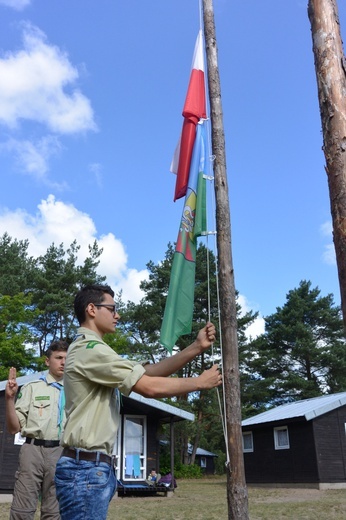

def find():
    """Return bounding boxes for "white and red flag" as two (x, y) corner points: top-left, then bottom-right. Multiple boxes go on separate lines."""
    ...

(172, 30), (206, 201)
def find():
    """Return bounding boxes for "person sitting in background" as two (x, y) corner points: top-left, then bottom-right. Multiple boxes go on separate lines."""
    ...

(146, 468), (161, 486)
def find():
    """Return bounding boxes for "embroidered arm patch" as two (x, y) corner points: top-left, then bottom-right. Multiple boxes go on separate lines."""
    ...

(86, 341), (100, 349)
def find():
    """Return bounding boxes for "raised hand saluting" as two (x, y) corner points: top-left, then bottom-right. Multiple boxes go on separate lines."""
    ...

(5, 367), (18, 400)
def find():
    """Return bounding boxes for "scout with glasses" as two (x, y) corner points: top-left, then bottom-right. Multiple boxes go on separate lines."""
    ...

(55, 283), (222, 520)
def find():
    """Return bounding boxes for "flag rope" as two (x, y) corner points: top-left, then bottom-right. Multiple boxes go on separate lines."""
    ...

(197, 12), (231, 467)
(201, 141), (230, 468)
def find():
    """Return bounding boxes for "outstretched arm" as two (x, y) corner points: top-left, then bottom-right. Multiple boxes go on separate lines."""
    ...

(133, 364), (222, 399)
(5, 367), (21, 435)
(144, 322), (216, 377)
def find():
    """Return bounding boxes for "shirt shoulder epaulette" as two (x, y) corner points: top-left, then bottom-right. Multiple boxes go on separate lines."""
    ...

(74, 332), (105, 350)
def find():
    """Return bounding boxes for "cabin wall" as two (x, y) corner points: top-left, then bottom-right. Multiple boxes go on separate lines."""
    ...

(313, 407), (346, 482)
(195, 454), (216, 475)
(145, 417), (160, 474)
(243, 420), (318, 484)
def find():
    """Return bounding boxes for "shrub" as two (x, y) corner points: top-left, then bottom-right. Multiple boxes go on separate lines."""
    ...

(214, 450), (227, 474)
(174, 463), (202, 479)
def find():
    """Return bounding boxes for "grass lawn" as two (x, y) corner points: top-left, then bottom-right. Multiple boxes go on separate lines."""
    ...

(1, 477), (346, 519)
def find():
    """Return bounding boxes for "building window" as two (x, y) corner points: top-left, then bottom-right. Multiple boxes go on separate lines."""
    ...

(274, 426), (290, 450)
(242, 431), (254, 452)
(123, 415), (147, 480)
(200, 456), (207, 468)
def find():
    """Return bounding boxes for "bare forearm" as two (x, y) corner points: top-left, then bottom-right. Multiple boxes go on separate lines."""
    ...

(133, 366), (221, 398)
(134, 375), (202, 398)
(5, 398), (21, 434)
(145, 342), (201, 377)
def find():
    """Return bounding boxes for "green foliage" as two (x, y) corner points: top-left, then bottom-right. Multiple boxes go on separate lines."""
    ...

(213, 449), (227, 474)
(103, 329), (133, 356)
(0, 293), (37, 379)
(244, 280), (346, 408)
(0, 233), (37, 296)
(31, 239), (106, 353)
(174, 462), (202, 479)
(159, 448), (202, 479)
(0, 234), (108, 369)
(159, 450), (173, 475)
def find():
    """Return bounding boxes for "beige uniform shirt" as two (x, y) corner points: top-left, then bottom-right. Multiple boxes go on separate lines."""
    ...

(15, 373), (65, 440)
(61, 327), (146, 455)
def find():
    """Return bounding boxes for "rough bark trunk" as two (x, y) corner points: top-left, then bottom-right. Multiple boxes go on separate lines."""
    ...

(308, 0), (346, 332)
(202, 1), (249, 518)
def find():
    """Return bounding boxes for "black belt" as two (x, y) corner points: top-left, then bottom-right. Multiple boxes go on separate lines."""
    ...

(25, 438), (60, 448)
(62, 447), (112, 466)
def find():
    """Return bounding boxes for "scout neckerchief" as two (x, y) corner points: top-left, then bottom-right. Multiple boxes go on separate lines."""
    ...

(40, 376), (65, 438)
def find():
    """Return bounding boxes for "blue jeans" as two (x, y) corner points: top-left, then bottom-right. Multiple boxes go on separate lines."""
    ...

(54, 453), (116, 520)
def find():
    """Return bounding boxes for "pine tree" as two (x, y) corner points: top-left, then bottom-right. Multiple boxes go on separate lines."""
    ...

(246, 280), (346, 409)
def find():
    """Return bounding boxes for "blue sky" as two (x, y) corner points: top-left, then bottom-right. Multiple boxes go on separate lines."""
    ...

(0, 0), (345, 338)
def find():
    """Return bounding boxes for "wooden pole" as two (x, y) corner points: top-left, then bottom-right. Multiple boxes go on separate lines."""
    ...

(202, 1), (249, 518)
(308, 0), (346, 332)
(170, 418), (175, 492)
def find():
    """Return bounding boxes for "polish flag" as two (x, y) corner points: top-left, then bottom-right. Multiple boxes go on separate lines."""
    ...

(172, 30), (206, 201)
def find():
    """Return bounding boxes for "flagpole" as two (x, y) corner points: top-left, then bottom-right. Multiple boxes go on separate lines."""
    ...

(202, 1), (249, 518)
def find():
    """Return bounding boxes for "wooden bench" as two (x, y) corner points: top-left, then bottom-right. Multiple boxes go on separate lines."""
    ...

(116, 480), (173, 498)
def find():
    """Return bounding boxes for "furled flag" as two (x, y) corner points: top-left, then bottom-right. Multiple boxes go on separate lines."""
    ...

(172, 30), (206, 202)
(161, 121), (208, 352)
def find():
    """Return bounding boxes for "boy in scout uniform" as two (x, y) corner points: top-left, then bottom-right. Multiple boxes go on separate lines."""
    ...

(5, 340), (68, 520)
(55, 284), (222, 520)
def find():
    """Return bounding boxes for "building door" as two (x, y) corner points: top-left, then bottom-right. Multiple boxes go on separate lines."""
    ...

(122, 415), (146, 480)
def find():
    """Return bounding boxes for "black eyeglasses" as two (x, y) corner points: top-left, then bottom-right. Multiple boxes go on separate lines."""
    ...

(94, 304), (117, 316)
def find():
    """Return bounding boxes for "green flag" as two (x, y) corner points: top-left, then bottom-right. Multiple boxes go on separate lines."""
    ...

(160, 122), (207, 352)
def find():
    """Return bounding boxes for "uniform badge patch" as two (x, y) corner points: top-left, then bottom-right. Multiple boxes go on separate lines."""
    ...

(86, 341), (99, 349)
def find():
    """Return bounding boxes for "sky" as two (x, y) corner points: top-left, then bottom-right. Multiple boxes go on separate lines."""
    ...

(0, 0), (345, 339)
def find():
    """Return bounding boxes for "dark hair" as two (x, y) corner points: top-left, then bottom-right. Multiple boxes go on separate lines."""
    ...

(74, 284), (115, 325)
(45, 340), (69, 358)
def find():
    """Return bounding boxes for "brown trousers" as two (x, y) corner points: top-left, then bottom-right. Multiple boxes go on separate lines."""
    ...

(10, 443), (62, 520)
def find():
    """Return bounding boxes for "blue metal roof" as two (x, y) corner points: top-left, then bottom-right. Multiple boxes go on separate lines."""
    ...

(242, 392), (346, 426)
(187, 443), (217, 457)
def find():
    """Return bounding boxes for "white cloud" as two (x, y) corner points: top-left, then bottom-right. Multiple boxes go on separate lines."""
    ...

(237, 293), (265, 340)
(322, 243), (336, 265)
(0, 0), (30, 10)
(89, 163), (103, 188)
(0, 23), (96, 134)
(113, 268), (149, 303)
(320, 220), (336, 265)
(244, 316), (265, 340)
(0, 195), (148, 303)
(0, 136), (64, 184)
(96, 232), (128, 279)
